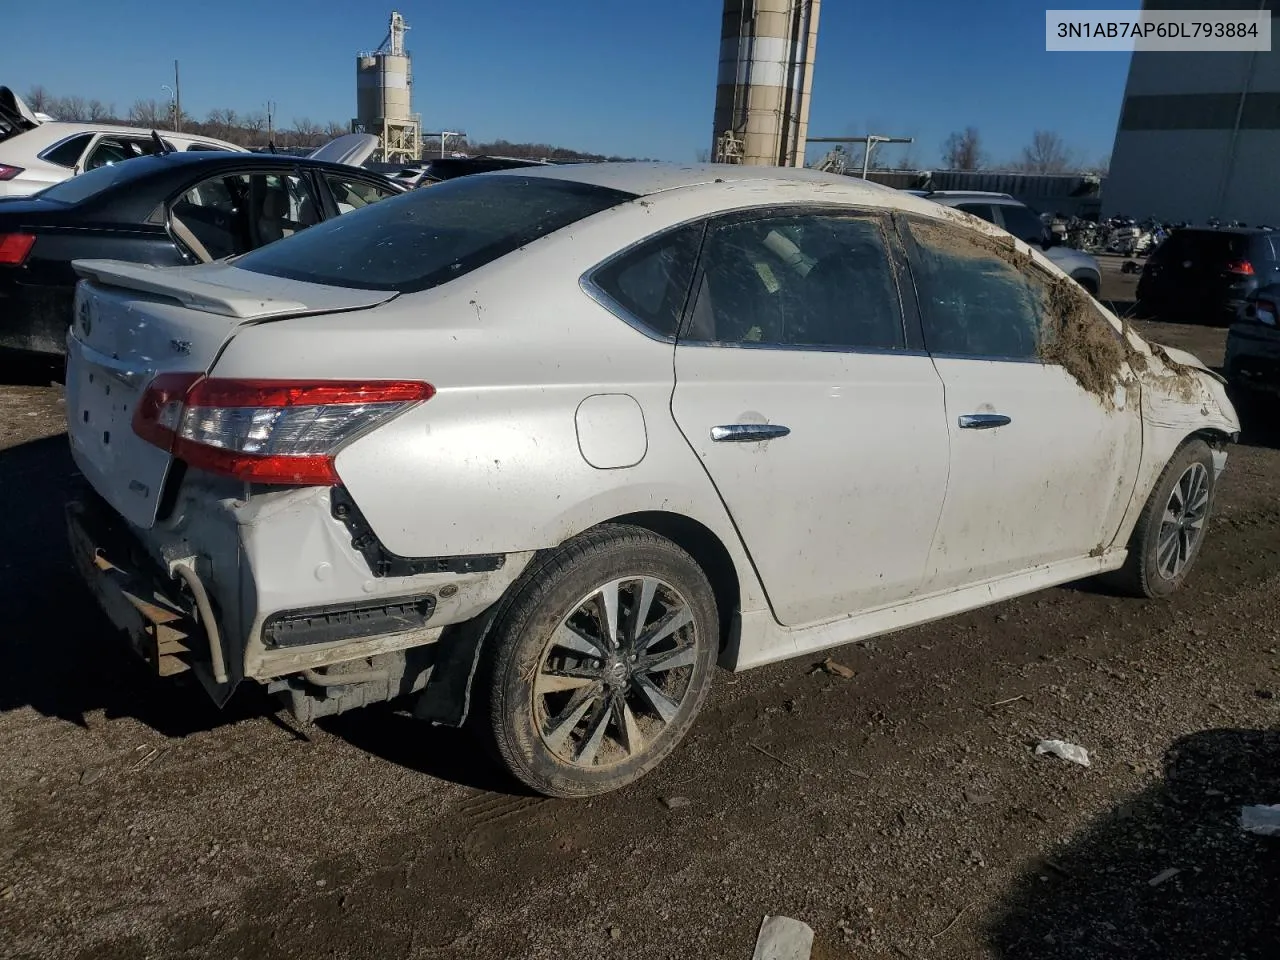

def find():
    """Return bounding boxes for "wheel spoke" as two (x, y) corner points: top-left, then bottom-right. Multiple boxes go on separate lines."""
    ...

(632, 673), (680, 723)
(626, 577), (659, 648)
(551, 623), (609, 659)
(1157, 523), (1180, 551)
(542, 685), (599, 755)
(640, 642), (697, 673)
(613, 694), (643, 757)
(535, 663), (603, 695)
(1157, 535), (1180, 576)
(636, 606), (693, 653)
(575, 698), (613, 766)
(596, 581), (621, 651)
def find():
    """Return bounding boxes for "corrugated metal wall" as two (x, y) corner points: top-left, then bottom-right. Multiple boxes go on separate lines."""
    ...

(862, 170), (1106, 216)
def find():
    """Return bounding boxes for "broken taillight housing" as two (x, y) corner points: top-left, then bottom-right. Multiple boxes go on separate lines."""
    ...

(1255, 299), (1278, 327)
(1225, 259), (1255, 276)
(132, 376), (434, 485)
(0, 232), (35, 265)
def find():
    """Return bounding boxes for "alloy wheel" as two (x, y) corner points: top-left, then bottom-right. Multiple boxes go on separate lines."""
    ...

(532, 576), (699, 769)
(1157, 461), (1210, 580)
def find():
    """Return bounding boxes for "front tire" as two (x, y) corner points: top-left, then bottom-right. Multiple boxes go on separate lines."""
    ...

(481, 525), (718, 798)
(1110, 439), (1215, 598)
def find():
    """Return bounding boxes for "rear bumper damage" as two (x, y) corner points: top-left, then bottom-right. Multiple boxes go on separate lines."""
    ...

(67, 479), (533, 717)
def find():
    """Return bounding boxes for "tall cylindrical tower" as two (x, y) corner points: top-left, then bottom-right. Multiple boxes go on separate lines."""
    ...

(353, 11), (422, 164)
(712, 0), (821, 166)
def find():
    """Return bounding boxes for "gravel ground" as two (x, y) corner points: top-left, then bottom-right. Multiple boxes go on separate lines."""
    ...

(1, 260), (1278, 959)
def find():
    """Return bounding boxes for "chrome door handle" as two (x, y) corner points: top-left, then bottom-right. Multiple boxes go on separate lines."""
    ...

(958, 413), (1011, 430)
(710, 424), (791, 443)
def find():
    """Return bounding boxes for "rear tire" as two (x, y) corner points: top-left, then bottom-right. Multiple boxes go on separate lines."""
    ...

(1108, 439), (1216, 598)
(480, 525), (718, 798)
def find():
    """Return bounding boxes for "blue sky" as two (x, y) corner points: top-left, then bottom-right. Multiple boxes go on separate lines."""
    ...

(5, 0), (1139, 167)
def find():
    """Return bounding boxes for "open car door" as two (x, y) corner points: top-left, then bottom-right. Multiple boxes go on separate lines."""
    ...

(0, 86), (41, 144)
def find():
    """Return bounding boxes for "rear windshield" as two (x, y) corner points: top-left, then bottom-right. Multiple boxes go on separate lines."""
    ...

(234, 175), (635, 293)
(1156, 229), (1249, 263)
(35, 160), (149, 205)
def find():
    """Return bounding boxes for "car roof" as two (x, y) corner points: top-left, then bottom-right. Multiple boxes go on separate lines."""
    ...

(1176, 225), (1272, 235)
(486, 161), (901, 201)
(26, 121), (241, 149)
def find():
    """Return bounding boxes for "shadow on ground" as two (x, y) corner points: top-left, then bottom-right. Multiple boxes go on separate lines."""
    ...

(990, 728), (1280, 958)
(0, 351), (62, 387)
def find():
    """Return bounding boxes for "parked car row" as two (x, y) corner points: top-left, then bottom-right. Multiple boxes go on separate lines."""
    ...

(0, 130), (402, 356)
(60, 163), (1238, 797)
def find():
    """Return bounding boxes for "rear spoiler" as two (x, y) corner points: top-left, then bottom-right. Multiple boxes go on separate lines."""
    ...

(73, 260), (308, 318)
(72, 259), (397, 320)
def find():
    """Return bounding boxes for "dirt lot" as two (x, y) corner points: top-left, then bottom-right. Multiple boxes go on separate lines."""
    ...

(2, 259), (1278, 959)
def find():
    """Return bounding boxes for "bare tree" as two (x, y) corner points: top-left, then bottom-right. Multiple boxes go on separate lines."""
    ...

(55, 96), (89, 121)
(898, 145), (920, 171)
(129, 98), (166, 128)
(291, 117), (323, 146)
(242, 111), (266, 135)
(942, 127), (985, 170)
(325, 120), (348, 140)
(1018, 130), (1074, 175)
(25, 85), (52, 113)
(205, 108), (238, 139)
(1082, 154), (1110, 176)
(87, 99), (112, 121)
(694, 148), (710, 163)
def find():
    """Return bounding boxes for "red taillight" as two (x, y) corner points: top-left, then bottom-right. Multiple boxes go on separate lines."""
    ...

(0, 232), (35, 265)
(1226, 259), (1255, 276)
(0, 164), (23, 182)
(132, 376), (434, 486)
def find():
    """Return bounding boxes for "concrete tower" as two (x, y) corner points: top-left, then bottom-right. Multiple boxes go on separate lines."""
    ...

(712, 0), (822, 166)
(354, 11), (423, 164)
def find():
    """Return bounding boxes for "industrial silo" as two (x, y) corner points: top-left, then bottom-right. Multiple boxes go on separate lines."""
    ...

(712, 0), (821, 166)
(353, 11), (422, 163)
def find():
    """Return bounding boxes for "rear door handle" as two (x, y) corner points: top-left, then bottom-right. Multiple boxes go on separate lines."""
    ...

(710, 424), (791, 443)
(958, 413), (1011, 430)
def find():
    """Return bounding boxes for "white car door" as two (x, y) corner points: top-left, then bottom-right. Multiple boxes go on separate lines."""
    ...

(669, 209), (950, 627)
(900, 216), (1142, 593)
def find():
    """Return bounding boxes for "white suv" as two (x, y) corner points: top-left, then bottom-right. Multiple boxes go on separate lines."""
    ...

(918, 190), (1103, 297)
(0, 86), (242, 197)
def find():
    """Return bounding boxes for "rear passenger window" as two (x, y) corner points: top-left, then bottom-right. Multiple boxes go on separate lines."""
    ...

(685, 213), (905, 350)
(589, 225), (702, 339)
(906, 218), (1045, 360)
(40, 133), (93, 168)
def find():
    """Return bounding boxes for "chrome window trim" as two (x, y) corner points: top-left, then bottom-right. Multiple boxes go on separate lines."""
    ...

(579, 274), (678, 345)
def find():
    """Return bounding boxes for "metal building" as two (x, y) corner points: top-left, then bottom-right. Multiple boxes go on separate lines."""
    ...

(712, 0), (821, 166)
(354, 11), (423, 164)
(1105, 0), (1280, 223)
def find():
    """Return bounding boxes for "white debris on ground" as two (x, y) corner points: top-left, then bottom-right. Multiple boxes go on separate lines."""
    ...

(752, 915), (814, 960)
(1239, 804), (1280, 837)
(1034, 739), (1092, 767)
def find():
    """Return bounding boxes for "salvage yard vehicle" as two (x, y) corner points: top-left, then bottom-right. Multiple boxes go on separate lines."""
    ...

(64, 164), (1239, 797)
(1138, 226), (1280, 325)
(0, 145), (402, 357)
(1225, 283), (1280, 398)
(0, 86), (242, 198)
(918, 190), (1104, 297)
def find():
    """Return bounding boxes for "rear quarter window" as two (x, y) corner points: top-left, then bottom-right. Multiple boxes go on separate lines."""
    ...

(234, 175), (635, 293)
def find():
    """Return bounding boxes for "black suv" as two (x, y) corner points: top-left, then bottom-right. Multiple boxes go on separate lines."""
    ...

(1137, 226), (1280, 325)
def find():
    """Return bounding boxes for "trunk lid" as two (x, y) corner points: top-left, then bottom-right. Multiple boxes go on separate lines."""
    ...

(306, 133), (379, 168)
(65, 260), (397, 528)
(0, 86), (40, 143)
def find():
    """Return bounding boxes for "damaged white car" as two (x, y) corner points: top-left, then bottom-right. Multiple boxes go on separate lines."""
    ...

(64, 164), (1238, 797)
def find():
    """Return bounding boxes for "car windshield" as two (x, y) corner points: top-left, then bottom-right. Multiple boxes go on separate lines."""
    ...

(234, 175), (635, 292)
(35, 159), (148, 205)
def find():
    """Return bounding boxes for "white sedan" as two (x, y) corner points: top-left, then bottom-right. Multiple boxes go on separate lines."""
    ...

(63, 163), (1238, 797)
